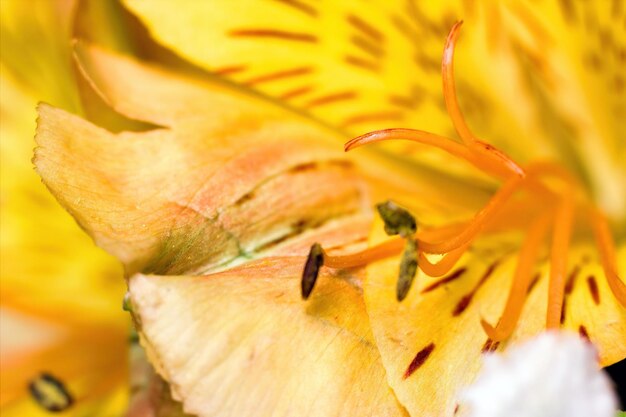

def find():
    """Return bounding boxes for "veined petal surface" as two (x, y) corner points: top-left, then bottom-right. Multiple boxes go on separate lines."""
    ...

(129, 257), (408, 417)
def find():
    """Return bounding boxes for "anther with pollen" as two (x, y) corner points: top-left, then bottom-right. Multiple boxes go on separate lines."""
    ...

(301, 201), (420, 300)
(28, 372), (73, 412)
(301, 242), (324, 299)
(397, 238), (419, 301)
(376, 200), (417, 237)
(377, 201), (419, 301)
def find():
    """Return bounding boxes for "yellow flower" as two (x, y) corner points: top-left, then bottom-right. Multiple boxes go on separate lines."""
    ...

(1, 1), (128, 415)
(24, 0), (626, 416)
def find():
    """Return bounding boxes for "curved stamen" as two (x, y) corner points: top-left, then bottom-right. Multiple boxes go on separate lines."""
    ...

(346, 129), (524, 180)
(345, 128), (473, 159)
(546, 188), (575, 329)
(590, 209), (626, 307)
(418, 174), (525, 253)
(417, 222), (467, 242)
(443, 21), (526, 179)
(417, 163), (577, 254)
(481, 211), (553, 341)
(442, 20), (476, 147)
(323, 238), (405, 269)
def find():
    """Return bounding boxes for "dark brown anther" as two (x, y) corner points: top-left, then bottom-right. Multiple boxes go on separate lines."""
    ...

(302, 243), (324, 299)
(376, 200), (417, 238)
(397, 238), (418, 301)
(28, 372), (74, 412)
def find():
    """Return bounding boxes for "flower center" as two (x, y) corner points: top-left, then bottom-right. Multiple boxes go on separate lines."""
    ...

(301, 21), (625, 342)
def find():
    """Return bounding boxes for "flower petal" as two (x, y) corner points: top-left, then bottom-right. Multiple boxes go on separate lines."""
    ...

(119, 0), (453, 133)
(129, 257), (408, 417)
(117, 0), (516, 186)
(35, 46), (372, 274)
(557, 244), (626, 366)
(1, 68), (124, 325)
(364, 218), (626, 416)
(0, 309), (128, 416)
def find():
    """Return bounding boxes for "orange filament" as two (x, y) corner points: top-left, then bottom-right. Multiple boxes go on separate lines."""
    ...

(345, 128), (473, 162)
(305, 21), (625, 344)
(590, 209), (626, 307)
(417, 174), (525, 253)
(442, 20), (525, 179)
(481, 211), (553, 341)
(546, 188), (575, 329)
(323, 237), (405, 269)
(345, 128), (524, 180)
(323, 164), (564, 267)
(442, 20), (476, 147)
(416, 162), (584, 255)
(322, 234), (471, 278)
(346, 20), (526, 182)
(416, 221), (470, 243)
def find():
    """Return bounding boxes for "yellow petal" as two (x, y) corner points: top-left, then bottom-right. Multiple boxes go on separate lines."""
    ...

(364, 218), (626, 416)
(0, 65), (124, 323)
(1, 5), (130, 414)
(0, 0), (80, 112)
(116, 0), (626, 214)
(120, 0), (451, 133)
(0, 308), (128, 416)
(498, 1), (626, 221)
(117, 0), (518, 186)
(129, 257), (407, 416)
(558, 244), (626, 366)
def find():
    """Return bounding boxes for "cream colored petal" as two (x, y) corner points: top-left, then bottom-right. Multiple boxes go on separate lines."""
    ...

(129, 258), (408, 417)
(36, 45), (373, 275)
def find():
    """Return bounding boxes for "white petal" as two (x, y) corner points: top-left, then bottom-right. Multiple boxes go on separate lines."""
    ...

(461, 331), (618, 417)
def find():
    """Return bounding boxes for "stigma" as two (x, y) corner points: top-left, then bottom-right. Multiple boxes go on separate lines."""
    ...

(301, 21), (625, 342)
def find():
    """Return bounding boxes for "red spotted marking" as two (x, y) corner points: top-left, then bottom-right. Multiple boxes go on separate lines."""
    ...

(351, 35), (384, 58)
(421, 268), (467, 294)
(347, 14), (384, 43)
(341, 111), (404, 128)
(344, 55), (380, 73)
(558, 0), (576, 24)
(560, 265), (581, 324)
(388, 94), (418, 110)
(271, 0), (318, 17)
(403, 343), (435, 379)
(305, 91), (358, 108)
(453, 261), (501, 316)
(391, 14), (418, 43)
(481, 338), (500, 353)
(279, 84), (315, 100)
(414, 52), (440, 73)
(586, 275), (600, 305)
(528, 272), (541, 294)
(578, 325), (590, 341)
(229, 29), (317, 43)
(244, 66), (314, 86)
(213, 65), (248, 76)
